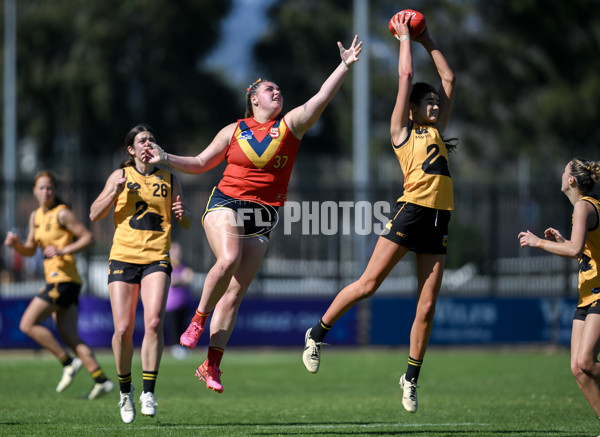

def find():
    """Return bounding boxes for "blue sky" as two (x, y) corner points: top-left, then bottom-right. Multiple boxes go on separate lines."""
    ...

(204, 0), (277, 86)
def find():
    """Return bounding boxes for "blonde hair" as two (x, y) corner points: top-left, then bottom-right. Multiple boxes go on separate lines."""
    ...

(571, 157), (600, 195)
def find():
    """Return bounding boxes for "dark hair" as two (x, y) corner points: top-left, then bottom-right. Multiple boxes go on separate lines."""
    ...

(120, 124), (155, 168)
(571, 157), (600, 195)
(33, 170), (68, 208)
(410, 82), (458, 153)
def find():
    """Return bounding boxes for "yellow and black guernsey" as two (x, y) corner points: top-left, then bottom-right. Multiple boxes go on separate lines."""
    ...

(577, 196), (600, 307)
(33, 204), (82, 284)
(109, 166), (173, 265)
(392, 120), (453, 211)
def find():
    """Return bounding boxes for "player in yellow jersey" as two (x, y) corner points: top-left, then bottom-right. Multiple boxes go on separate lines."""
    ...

(4, 171), (114, 399)
(303, 12), (457, 415)
(519, 158), (600, 419)
(90, 125), (191, 423)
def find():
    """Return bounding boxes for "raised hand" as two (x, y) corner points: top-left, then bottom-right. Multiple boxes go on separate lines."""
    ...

(338, 35), (363, 68)
(142, 143), (167, 164)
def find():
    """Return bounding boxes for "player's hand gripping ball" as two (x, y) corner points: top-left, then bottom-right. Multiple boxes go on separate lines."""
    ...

(389, 9), (427, 39)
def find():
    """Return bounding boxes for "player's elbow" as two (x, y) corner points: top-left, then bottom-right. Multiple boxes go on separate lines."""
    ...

(399, 69), (413, 84)
(446, 71), (456, 85)
(566, 246), (584, 259)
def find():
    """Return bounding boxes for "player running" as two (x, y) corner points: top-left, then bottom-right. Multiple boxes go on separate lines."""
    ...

(5, 171), (114, 399)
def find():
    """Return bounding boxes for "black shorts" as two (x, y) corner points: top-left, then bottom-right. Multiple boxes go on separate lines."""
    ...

(573, 300), (600, 321)
(38, 282), (81, 309)
(108, 259), (172, 284)
(202, 187), (279, 240)
(381, 201), (450, 254)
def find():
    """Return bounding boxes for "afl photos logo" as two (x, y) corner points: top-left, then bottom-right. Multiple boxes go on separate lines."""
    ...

(204, 199), (279, 239)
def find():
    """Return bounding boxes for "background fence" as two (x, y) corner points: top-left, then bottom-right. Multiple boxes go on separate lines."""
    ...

(0, 157), (581, 347)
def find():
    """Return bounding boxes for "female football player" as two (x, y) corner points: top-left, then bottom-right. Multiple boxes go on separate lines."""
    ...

(519, 158), (600, 418)
(144, 36), (362, 394)
(5, 171), (113, 399)
(90, 125), (191, 423)
(302, 12), (457, 415)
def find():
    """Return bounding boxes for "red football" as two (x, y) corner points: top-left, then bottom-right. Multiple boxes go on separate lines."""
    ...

(389, 9), (427, 39)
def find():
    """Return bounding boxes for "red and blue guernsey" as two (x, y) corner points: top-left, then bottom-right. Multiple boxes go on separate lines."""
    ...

(218, 117), (301, 206)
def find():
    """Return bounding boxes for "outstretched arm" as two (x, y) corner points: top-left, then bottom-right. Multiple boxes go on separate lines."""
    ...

(390, 12), (414, 145)
(285, 35), (363, 139)
(414, 29), (456, 133)
(518, 200), (593, 258)
(142, 124), (235, 174)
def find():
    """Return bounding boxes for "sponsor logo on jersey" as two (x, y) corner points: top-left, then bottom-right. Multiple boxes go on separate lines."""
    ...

(270, 127), (280, 138)
(239, 130), (253, 140)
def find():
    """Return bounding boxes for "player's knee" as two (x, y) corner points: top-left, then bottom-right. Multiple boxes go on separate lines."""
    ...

(113, 322), (133, 341)
(215, 254), (241, 276)
(575, 356), (595, 376)
(571, 360), (584, 379)
(19, 319), (32, 335)
(142, 313), (162, 335)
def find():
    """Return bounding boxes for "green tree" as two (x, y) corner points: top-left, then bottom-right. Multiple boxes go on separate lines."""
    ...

(9, 0), (235, 180)
(254, 0), (356, 156)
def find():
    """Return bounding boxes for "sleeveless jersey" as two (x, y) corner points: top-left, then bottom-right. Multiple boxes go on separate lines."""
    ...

(217, 117), (301, 206)
(109, 166), (172, 265)
(393, 121), (454, 210)
(577, 196), (600, 307)
(33, 204), (81, 284)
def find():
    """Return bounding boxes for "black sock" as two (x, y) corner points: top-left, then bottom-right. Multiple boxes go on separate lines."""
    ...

(405, 356), (423, 383)
(91, 368), (108, 384)
(60, 355), (73, 367)
(143, 371), (158, 394)
(118, 373), (132, 394)
(310, 319), (332, 343)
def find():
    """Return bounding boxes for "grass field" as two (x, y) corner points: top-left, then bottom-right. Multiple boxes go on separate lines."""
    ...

(0, 346), (598, 436)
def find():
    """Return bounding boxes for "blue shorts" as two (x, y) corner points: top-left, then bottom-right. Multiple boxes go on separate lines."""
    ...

(108, 259), (172, 284)
(202, 187), (279, 240)
(381, 201), (450, 254)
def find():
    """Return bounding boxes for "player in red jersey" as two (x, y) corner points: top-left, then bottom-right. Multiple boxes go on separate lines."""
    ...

(144, 36), (362, 393)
